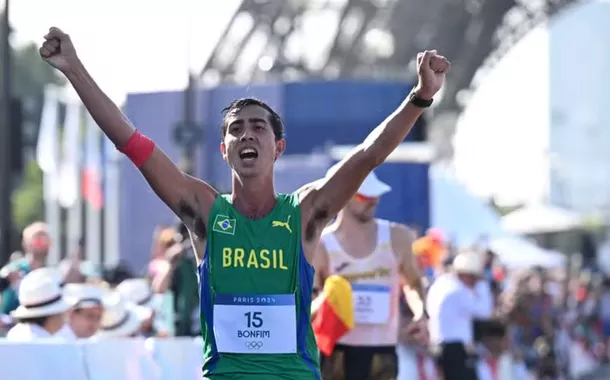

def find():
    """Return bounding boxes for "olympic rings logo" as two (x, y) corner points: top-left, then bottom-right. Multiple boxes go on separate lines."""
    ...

(245, 341), (263, 350)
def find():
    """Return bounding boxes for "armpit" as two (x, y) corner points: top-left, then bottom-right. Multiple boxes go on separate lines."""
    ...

(305, 207), (329, 242)
(178, 199), (207, 238)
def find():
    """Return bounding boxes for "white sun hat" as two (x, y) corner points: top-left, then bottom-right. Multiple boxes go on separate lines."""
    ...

(115, 278), (155, 320)
(63, 283), (104, 309)
(452, 251), (484, 275)
(95, 291), (144, 338)
(34, 266), (64, 286)
(11, 268), (70, 319)
(325, 164), (391, 198)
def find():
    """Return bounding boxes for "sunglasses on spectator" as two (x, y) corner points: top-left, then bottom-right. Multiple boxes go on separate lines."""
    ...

(353, 193), (378, 203)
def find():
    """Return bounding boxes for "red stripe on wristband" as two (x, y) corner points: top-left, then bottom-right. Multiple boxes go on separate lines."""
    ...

(118, 130), (155, 168)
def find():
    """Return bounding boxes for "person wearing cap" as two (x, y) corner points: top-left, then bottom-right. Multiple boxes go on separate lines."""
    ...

(95, 291), (147, 338)
(426, 250), (493, 380)
(312, 168), (427, 380)
(0, 222), (52, 315)
(63, 283), (104, 338)
(6, 268), (72, 341)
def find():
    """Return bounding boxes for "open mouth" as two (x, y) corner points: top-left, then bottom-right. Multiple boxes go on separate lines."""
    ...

(239, 147), (259, 160)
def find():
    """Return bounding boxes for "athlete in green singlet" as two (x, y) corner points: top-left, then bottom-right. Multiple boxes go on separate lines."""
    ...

(39, 26), (450, 379)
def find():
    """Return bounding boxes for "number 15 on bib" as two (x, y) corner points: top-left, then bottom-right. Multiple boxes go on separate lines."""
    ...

(213, 294), (297, 354)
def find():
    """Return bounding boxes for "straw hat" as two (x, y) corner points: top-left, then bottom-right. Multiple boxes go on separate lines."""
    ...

(115, 278), (155, 320)
(95, 291), (144, 338)
(63, 283), (104, 309)
(11, 268), (70, 319)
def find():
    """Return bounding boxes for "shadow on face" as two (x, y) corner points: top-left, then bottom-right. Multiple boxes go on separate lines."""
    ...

(221, 105), (285, 179)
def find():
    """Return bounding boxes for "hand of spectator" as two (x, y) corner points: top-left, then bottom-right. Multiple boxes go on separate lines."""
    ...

(165, 242), (187, 263)
(400, 318), (429, 346)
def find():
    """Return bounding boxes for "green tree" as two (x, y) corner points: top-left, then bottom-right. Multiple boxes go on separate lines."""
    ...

(13, 41), (65, 98)
(12, 160), (44, 232)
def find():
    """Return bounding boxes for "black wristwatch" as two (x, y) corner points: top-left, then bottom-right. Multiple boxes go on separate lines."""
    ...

(408, 91), (433, 108)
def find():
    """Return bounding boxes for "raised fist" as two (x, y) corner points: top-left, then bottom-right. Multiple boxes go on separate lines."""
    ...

(414, 50), (451, 100)
(39, 27), (79, 74)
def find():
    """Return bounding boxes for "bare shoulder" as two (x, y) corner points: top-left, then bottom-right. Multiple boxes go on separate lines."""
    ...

(390, 222), (417, 243)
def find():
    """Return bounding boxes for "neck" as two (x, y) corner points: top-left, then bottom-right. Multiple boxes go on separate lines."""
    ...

(25, 252), (44, 269)
(333, 210), (376, 234)
(232, 173), (277, 219)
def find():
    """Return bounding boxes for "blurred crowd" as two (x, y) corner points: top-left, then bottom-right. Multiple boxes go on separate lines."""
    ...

(2, 220), (610, 379)
(0, 221), (200, 340)
(397, 229), (610, 379)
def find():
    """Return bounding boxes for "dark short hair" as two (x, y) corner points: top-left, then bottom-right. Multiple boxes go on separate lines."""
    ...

(221, 98), (284, 141)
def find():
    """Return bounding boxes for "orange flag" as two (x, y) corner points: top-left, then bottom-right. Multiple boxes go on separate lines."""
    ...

(312, 275), (354, 356)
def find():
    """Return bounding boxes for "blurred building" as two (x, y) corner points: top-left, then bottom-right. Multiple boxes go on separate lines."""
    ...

(548, 1), (610, 214)
(200, 0), (580, 162)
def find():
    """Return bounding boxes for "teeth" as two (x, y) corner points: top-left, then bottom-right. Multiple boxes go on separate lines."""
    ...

(241, 148), (256, 154)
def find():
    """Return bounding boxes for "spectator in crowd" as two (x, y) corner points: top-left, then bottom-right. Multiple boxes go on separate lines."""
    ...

(149, 223), (199, 336)
(102, 263), (134, 287)
(147, 226), (176, 280)
(59, 237), (100, 284)
(427, 250), (493, 380)
(96, 291), (146, 339)
(0, 221), (51, 314)
(116, 278), (167, 337)
(63, 283), (104, 338)
(6, 268), (73, 341)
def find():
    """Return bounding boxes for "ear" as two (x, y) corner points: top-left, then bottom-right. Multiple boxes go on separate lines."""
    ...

(220, 142), (227, 161)
(275, 139), (286, 161)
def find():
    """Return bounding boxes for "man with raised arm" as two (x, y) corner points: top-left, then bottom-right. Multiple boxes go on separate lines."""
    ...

(39, 27), (450, 380)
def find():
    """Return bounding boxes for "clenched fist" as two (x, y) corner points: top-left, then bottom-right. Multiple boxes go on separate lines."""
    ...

(39, 27), (80, 74)
(414, 50), (451, 100)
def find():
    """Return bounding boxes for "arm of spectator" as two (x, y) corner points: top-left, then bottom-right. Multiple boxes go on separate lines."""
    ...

(459, 280), (494, 318)
(151, 260), (174, 294)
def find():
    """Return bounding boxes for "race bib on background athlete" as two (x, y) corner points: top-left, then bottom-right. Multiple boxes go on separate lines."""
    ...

(351, 284), (391, 324)
(213, 294), (297, 354)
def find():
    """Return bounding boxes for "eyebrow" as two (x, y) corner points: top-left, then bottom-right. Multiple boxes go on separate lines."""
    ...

(229, 117), (268, 127)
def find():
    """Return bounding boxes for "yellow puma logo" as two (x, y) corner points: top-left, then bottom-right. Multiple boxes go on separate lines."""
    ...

(272, 215), (292, 233)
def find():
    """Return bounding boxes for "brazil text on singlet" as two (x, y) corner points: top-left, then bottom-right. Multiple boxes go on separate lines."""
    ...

(198, 193), (321, 379)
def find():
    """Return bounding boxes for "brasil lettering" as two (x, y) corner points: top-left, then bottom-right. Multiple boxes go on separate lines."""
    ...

(222, 248), (288, 270)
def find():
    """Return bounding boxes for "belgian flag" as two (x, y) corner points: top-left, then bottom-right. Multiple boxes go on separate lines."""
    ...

(312, 275), (354, 356)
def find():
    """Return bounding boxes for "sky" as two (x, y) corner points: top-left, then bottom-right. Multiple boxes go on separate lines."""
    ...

(8, 0), (606, 206)
(10, 0), (242, 101)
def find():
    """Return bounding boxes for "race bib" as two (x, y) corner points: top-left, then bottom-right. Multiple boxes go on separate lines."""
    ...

(351, 284), (391, 324)
(213, 294), (297, 354)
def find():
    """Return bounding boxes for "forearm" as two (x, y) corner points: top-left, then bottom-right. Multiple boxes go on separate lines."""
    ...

(403, 283), (426, 320)
(65, 60), (135, 146)
(361, 97), (425, 167)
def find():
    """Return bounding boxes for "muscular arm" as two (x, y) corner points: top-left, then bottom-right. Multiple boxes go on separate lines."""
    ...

(302, 100), (426, 223)
(298, 52), (449, 254)
(391, 224), (426, 320)
(65, 61), (217, 243)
